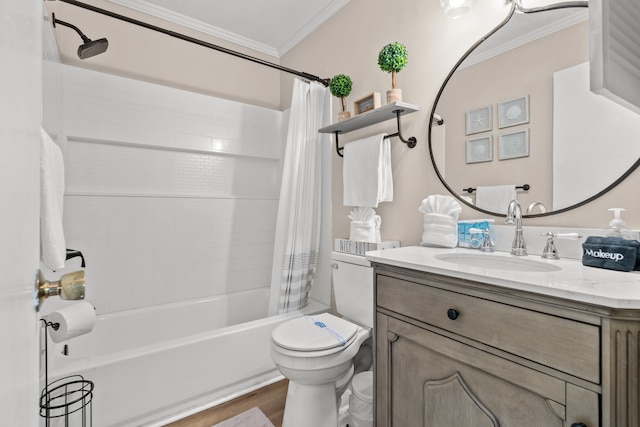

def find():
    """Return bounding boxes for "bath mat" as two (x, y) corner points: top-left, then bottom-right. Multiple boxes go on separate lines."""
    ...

(211, 407), (274, 427)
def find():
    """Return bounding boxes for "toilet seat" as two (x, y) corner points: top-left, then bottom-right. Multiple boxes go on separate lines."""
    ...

(272, 313), (359, 352)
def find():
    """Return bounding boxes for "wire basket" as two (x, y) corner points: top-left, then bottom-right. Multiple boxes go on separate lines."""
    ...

(40, 374), (94, 417)
(40, 320), (94, 426)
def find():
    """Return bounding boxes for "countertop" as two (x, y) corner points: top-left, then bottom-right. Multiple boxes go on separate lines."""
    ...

(366, 246), (640, 309)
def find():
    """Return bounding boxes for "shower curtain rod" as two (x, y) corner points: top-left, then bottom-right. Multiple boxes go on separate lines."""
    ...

(52, 0), (331, 86)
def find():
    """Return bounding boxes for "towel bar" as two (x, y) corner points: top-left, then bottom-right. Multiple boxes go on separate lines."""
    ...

(317, 102), (421, 158)
(463, 184), (530, 194)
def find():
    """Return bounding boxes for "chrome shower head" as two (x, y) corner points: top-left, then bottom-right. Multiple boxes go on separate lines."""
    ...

(52, 13), (109, 60)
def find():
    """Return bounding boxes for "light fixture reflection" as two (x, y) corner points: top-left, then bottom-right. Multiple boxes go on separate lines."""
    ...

(441, 0), (473, 18)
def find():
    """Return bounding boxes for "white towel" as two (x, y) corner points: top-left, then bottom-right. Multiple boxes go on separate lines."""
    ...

(40, 129), (66, 271)
(475, 185), (516, 214)
(343, 134), (392, 207)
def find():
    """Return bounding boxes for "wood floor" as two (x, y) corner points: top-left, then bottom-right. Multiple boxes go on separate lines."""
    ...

(164, 379), (288, 427)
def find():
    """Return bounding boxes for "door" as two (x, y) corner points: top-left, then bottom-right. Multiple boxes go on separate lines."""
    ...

(0, 0), (43, 425)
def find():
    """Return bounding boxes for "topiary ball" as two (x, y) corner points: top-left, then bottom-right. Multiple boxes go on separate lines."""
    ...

(378, 42), (408, 73)
(329, 74), (353, 98)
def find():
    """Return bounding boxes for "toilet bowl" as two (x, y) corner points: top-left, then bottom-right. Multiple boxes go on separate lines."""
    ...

(271, 252), (373, 427)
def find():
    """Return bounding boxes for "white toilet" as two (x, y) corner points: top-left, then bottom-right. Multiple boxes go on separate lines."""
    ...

(271, 252), (373, 427)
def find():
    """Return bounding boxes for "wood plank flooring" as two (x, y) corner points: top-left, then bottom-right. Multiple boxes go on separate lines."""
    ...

(164, 379), (288, 427)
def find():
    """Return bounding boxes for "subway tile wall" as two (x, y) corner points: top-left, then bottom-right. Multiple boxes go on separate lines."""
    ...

(43, 62), (284, 314)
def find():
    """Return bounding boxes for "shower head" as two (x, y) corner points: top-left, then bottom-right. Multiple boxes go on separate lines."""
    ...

(52, 13), (109, 60)
(77, 38), (109, 59)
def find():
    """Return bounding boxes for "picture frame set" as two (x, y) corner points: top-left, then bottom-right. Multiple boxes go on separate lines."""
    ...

(464, 95), (530, 163)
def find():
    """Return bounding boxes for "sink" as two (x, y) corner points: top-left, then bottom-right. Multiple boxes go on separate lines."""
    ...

(434, 253), (562, 272)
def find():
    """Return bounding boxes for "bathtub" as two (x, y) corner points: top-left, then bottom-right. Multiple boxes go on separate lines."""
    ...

(43, 289), (328, 427)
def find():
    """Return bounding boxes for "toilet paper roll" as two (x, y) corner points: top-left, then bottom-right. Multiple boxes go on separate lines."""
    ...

(45, 301), (96, 343)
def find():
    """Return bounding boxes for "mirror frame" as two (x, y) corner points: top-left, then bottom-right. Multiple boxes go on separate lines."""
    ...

(428, 0), (640, 218)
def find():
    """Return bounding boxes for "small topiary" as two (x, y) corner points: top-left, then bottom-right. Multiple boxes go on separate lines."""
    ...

(329, 74), (353, 112)
(378, 42), (408, 89)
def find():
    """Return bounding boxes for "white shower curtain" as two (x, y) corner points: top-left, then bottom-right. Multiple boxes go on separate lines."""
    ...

(268, 78), (332, 315)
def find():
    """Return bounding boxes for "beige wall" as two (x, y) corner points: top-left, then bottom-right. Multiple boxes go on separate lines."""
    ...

(281, 0), (640, 245)
(46, 0), (640, 247)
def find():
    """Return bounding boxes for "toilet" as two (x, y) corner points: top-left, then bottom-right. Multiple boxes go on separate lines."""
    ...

(271, 252), (373, 427)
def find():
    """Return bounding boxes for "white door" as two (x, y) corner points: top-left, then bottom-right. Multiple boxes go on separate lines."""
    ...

(0, 0), (42, 425)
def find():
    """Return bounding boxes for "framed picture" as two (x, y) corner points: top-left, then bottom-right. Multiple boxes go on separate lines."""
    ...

(499, 129), (530, 160)
(465, 105), (492, 135)
(498, 95), (529, 128)
(466, 136), (493, 164)
(353, 92), (382, 115)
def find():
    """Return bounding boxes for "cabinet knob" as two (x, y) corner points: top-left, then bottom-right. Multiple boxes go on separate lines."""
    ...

(447, 309), (460, 320)
(571, 424), (587, 427)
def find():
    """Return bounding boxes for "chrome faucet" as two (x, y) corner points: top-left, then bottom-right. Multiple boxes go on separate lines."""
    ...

(506, 199), (527, 256)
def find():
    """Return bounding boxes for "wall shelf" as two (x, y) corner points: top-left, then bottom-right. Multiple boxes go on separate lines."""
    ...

(318, 102), (420, 157)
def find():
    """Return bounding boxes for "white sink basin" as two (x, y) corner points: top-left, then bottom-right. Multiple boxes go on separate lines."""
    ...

(435, 253), (562, 272)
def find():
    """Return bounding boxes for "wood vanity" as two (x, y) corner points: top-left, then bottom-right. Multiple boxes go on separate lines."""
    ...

(368, 246), (640, 427)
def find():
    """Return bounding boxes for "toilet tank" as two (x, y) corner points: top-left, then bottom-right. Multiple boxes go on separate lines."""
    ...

(331, 251), (374, 328)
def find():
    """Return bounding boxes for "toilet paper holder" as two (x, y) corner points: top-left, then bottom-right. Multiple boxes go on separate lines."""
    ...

(35, 270), (86, 312)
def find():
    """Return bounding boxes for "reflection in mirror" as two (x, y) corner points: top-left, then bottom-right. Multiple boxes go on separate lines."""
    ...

(429, 3), (640, 217)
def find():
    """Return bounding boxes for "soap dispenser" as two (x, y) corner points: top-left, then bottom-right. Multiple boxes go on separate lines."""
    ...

(603, 208), (635, 239)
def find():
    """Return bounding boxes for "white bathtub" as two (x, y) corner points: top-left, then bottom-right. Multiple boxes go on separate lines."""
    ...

(43, 289), (328, 427)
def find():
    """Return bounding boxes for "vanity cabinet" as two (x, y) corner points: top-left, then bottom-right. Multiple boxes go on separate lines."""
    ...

(373, 264), (640, 426)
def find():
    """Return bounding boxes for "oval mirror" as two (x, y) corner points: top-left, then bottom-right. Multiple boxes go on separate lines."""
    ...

(428, 1), (640, 218)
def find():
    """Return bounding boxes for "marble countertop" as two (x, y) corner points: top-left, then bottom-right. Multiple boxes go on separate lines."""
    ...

(366, 246), (640, 309)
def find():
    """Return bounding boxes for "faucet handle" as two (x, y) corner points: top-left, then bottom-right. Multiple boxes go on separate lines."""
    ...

(469, 228), (494, 252)
(553, 232), (582, 240)
(540, 232), (583, 260)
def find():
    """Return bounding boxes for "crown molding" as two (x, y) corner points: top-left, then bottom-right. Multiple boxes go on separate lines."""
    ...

(106, 0), (350, 58)
(461, 8), (588, 69)
(106, 0), (280, 57)
(276, 0), (350, 56)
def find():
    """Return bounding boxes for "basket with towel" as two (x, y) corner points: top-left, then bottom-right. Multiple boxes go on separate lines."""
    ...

(419, 195), (462, 248)
(582, 236), (640, 272)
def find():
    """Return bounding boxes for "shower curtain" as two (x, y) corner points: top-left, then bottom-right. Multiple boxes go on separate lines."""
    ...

(268, 78), (332, 315)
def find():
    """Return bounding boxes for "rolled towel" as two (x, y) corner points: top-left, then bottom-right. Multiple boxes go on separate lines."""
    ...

(582, 236), (640, 272)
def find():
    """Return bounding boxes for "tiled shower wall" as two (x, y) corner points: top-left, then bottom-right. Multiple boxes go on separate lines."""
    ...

(43, 62), (284, 315)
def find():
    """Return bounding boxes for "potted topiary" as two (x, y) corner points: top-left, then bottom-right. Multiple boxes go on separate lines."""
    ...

(378, 42), (408, 103)
(329, 74), (353, 121)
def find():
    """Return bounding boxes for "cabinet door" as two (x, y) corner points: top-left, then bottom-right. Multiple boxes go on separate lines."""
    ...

(376, 314), (599, 427)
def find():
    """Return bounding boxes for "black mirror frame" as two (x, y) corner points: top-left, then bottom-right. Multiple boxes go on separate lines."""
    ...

(427, 1), (640, 218)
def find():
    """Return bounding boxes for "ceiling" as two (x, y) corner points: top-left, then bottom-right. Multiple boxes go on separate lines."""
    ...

(107, 0), (351, 57)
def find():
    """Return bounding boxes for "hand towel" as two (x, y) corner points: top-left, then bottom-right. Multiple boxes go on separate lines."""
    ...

(40, 128), (66, 271)
(343, 134), (392, 207)
(475, 185), (516, 214)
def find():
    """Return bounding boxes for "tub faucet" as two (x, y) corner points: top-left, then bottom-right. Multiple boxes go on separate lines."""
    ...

(506, 199), (527, 256)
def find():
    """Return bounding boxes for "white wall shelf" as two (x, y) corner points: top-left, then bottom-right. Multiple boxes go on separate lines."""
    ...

(318, 101), (421, 157)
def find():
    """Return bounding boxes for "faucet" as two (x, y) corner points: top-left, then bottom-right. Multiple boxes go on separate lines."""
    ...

(506, 199), (527, 256)
(526, 201), (546, 215)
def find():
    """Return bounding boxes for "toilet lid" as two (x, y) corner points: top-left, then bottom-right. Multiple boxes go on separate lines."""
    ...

(272, 313), (359, 352)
